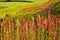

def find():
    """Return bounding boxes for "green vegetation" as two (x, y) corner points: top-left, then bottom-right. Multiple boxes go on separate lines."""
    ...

(50, 2), (60, 18)
(0, 0), (6, 1)
(0, 0), (49, 19)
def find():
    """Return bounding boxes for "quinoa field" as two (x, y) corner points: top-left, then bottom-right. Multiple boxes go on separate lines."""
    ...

(0, 0), (60, 40)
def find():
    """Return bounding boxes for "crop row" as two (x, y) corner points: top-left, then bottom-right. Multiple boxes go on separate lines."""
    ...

(0, 10), (60, 40)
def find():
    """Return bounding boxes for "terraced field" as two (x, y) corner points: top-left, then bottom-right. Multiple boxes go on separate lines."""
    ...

(0, 0), (48, 19)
